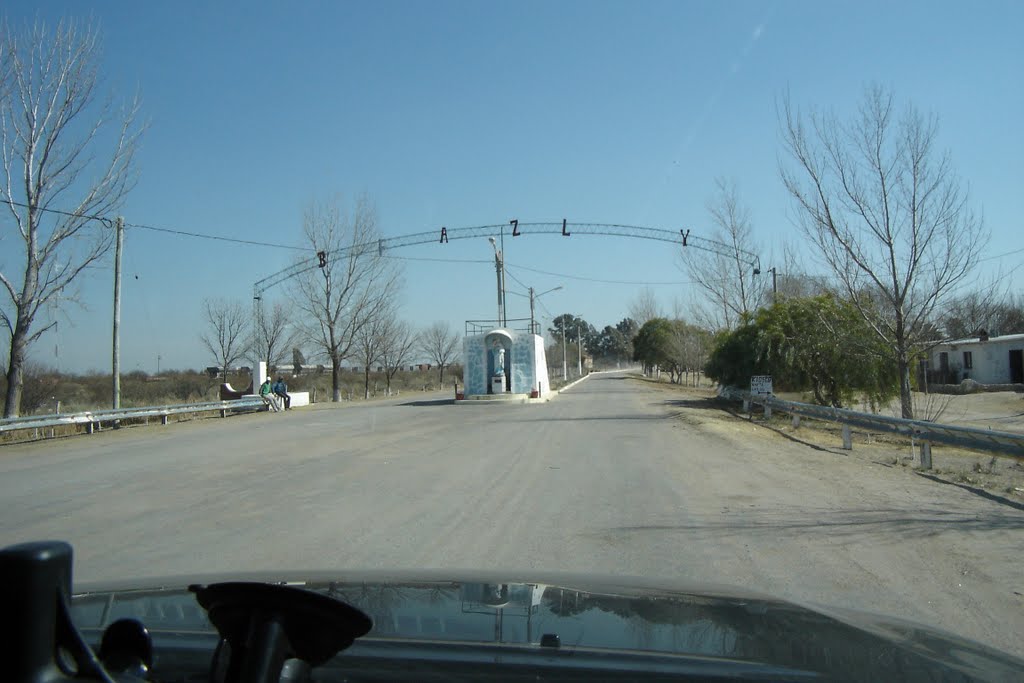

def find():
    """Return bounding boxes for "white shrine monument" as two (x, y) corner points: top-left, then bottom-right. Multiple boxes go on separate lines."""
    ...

(461, 320), (550, 400)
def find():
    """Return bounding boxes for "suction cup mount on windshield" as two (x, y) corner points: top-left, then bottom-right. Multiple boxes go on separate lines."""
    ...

(190, 581), (373, 683)
(0, 540), (372, 683)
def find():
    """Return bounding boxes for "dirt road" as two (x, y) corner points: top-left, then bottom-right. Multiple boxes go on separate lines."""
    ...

(2, 371), (1022, 658)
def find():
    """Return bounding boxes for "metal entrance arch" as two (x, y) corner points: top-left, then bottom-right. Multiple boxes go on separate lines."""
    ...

(252, 221), (761, 301)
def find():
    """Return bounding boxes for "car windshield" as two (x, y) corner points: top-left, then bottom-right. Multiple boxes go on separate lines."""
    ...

(1, 0), (1022, 667)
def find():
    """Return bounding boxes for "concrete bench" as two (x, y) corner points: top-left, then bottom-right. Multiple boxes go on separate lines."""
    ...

(248, 391), (310, 409)
(288, 391), (310, 408)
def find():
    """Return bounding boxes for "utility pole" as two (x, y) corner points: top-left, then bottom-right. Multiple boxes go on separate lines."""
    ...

(561, 317), (567, 379)
(488, 237), (504, 327)
(112, 216), (124, 410)
(495, 256), (504, 326)
(769, 267), (778, 300)
(500, 226), (507, 327)
(577, 324), (583, 376)
(529, 287), (536, 334)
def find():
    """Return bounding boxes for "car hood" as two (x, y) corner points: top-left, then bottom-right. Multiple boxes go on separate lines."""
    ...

(72, 570), (1022, 681)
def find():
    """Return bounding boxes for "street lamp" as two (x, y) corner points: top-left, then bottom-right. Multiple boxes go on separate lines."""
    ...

(487, 237), (506, 327)
(529, 285), (562, 335)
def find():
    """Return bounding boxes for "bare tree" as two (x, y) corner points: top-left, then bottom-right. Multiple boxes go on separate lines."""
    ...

(628, 287), (662, 326)
(0, 18), (143, 417)
(354, 309), (387, 400)
(939, 285), (1024, 339)
(420, 321), (460, 385)
(292, 196), (400, 402)
(379, 316), (417, 396)
(199, 299), (250, 383)
(253, 300), (297, 370)
(780, 85), (986, 418)
(667, 319), (711, 385)
(772, 241), (831, 300)
(681, 178), (767, 331)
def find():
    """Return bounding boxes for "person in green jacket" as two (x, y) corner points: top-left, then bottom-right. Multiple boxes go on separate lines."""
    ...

(259, 378), (281, 412)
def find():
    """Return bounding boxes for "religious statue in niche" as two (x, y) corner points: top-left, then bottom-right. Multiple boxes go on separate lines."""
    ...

(491, 341), (505, 377)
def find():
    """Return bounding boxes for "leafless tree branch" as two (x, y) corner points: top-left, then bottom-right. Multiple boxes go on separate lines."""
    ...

(291, 195), (402, 401)
(1, 18), (144, 416)
(680, 178), (767, 330)
(253, 300), (298, 370)
(419, 321), (460, 386)
(778, 86), (986, 418)
(199, 298), (250, 382)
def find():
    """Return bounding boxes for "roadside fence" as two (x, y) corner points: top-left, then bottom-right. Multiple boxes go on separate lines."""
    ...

(720, 388), (1024, 467)
(0, 397), (266, 441)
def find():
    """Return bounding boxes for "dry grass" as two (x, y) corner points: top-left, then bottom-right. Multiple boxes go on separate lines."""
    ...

(2, 367), (466, 416)
(636, 378), (1024, 503)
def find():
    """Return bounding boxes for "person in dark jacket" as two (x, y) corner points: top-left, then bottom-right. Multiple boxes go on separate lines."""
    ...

(259, 378), (281, 412)
(272, 376), (291, 410)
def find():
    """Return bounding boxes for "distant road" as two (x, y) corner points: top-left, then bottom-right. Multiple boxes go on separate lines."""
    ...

(2, 371), (1022, 658)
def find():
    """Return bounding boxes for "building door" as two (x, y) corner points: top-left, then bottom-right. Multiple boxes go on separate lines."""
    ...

(1010, 349), (1023, 384)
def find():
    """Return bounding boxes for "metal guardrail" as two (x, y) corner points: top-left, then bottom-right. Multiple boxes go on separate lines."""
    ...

(0, 398), (267, 437)
(721, 388), (1024, 461)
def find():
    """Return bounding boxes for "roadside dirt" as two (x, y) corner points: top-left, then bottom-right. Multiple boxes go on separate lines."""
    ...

(636, 376), (1024, 504)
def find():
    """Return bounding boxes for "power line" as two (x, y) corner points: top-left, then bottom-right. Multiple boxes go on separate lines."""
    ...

(502, 267), (531, 292)
(505, 262), (696, 286)
(125, 221), (308, 251)
(980, 246), (1024, 262)
(382, 254), (491, 265)
(0, 198), (112, 226)
(2, 197), (311, 251)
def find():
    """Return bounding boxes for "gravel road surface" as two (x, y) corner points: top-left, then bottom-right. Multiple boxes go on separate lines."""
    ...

(2, 371), (1022, 657)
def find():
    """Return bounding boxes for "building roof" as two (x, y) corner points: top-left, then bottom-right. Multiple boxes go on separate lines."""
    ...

(938, 332), (1024, 346)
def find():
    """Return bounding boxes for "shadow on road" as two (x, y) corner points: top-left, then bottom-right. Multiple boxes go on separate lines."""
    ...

(663, 397), (729, 411)
(594, 506), (1024, 542)
(519, 414), (674, 423)
(662, 397), (848, 456)
(398, 398), (455, 407)
(915, 472), (1024, 512)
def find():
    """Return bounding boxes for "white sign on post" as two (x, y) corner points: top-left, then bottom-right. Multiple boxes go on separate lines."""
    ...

(750, 375), (773, 396)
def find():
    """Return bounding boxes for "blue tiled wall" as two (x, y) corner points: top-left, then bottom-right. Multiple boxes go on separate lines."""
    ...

(463, 330), (545, 396)
(464, 334), (488, 395)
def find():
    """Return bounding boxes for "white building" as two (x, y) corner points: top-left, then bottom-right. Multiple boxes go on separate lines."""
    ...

(462, 326), (550, 399)
(929, 332), (1024, 385)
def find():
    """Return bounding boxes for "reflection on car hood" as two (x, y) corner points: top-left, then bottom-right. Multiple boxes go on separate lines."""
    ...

(72, 570), (1022, 681)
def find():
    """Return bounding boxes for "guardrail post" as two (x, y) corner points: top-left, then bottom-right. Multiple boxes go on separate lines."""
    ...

(920, 442), (933, 470)
(742, 399), (750, 413)
(220, 408), (227, 418)
(841, 424), (852, 450)
(86, 422), (94, 435)
(791, 414), (800, 428)
(161, 414), (168, 425)
(764, 403), (772, 419)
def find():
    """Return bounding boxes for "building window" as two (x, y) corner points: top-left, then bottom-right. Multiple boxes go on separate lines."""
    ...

(963, 351), (973, 369)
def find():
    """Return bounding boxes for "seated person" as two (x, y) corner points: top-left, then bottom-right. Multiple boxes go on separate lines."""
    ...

(259, 378), (282, 412)
(272, 376), (291, 410)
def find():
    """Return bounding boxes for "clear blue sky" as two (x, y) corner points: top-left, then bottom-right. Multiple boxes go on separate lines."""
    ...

(4, 0), (1022, 372)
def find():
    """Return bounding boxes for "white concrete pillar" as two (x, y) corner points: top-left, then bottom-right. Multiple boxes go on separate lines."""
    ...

(255, 361), (268, 393)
